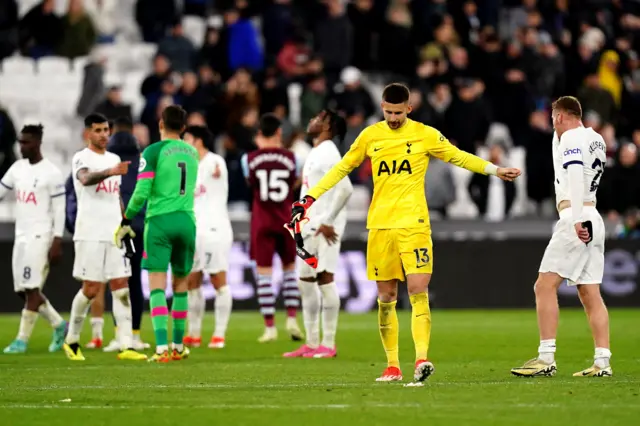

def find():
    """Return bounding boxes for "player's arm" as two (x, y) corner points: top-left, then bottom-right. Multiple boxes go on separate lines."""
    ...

(0, 164), (15, 200)
(75, 160), (130, 186)
(124, 147), (156, 220)
(560, 131), (588, 236)
(240, 153), (249, 185)
(48, 172), (66, 262)
(320, 153), (354, 226)
(426, 129), (497, 175)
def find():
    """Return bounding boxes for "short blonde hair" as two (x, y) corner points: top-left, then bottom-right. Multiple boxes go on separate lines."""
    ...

(552, 96), (582, 119)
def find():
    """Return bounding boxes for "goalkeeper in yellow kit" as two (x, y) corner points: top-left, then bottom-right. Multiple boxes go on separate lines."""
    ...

(291, 83), (521, 384)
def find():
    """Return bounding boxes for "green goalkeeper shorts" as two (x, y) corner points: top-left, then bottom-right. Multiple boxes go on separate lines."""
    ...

(142, 211), (196, 278)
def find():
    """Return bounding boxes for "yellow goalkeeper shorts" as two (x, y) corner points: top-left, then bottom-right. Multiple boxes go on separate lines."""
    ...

(366, 228), (433, 281)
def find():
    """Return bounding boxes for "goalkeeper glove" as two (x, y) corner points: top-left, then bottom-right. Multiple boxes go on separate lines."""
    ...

(114, 217), (136, 249)
(291, 195), (315, 224)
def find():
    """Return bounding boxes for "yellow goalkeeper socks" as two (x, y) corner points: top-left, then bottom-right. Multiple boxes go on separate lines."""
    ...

(410, 292), (432, 361)
(378, 299), (399, 368)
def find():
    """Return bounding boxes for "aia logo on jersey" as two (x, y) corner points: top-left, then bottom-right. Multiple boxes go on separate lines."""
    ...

(377, 159), (412, 176)
(16, 190), (37, 205)
(96, 180), (120, 194)
(195, 184), (207, 198)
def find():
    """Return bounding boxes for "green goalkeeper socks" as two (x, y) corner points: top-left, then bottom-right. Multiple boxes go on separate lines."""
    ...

(171, 292), (188, 345)
(150, 289), (169, 349)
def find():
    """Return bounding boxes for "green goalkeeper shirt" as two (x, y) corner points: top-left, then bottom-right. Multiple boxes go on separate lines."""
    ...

(124, 139), (199, 221)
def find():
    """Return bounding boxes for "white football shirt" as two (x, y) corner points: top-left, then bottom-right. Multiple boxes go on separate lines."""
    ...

(72, 148), (122, 242)
(0, 159), (65, 239)
(552, 127), (607, 208)
(194, 152), (231, 232)
(300, 140), (348, 231)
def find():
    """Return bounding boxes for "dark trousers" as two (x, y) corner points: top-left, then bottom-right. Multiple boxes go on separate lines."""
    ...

(108, 230), (144, 331)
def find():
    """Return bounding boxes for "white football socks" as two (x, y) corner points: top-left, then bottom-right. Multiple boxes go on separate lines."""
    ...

(90, 317), (104, 340)
(538, 339), (557, 364)
(298, 280), (321, 348)
(187, 287), (205, 338)
(38, 299), (64, 328)
(320, 282), (340, 349)
(17, 309), (38, 342)
(111, 288), (133, 350)
(66, 290), (92, 344)
(594, 347), (612, 368)
(213, 285), (232, 339)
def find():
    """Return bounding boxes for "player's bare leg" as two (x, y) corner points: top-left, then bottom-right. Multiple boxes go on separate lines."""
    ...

(284, 275), (319, 357)
(86, 284), (105, 349)
(406, 273), (435, 384)
(256, 265), (278, 342)
(574, 284), (612, 377)
(185, 271), (204, 347)
(283, 263), (303, 341)
(170, 275), (190, 360)
(109, 277), (146, 361)
(511, 272), (563, 377)
(64, 281), (101, 361)
(209, 271), (232, 348)
(305, 271), (339, 358)
(148, 272), (171, 362)
(375, 279), (403, 382)
(5, 289), (65, 354)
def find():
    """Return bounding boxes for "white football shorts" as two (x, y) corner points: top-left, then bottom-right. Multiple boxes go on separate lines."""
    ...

(539, 206), (605, 285)
(193, 226), (233, 275)
(12, 235), (52, 292)
(73, 240), (132, 283)
(297, 229), (342, 278)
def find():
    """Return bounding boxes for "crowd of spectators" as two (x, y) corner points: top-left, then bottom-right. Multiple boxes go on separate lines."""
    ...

(0, 0), (639, 234)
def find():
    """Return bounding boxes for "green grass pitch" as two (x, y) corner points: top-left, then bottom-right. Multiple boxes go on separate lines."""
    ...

(0, 309), (639, 426)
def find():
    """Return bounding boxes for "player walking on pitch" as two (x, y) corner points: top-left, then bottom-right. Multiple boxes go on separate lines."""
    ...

(241, 114), (303, 343)
(183, 125), (234, 349)
(291, 83), (521, 383)
(1, 124), (67, 354)
(116, 105), (199, 363)
(284, 110), (352, 359)
(63, 113), (146, 361)
(512, 96), (612, 377)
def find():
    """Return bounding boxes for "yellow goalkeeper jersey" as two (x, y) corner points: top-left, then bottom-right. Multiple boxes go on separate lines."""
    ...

(306, 119), (490, 230)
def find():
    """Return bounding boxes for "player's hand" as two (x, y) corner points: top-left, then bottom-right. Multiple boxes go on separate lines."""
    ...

(316, 224), (338, 245)
(291, 195), (315, 224)
(497, 167), (521, 182)
(48, 237), (63, 264)
(109, 161), (131, 177)
(575, 222), (591, 243)
(114, 218), (136, 249)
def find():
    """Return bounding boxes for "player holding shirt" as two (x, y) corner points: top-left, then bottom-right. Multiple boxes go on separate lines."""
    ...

(284, 110), (352, 359)
(241, 114), (303, 343)
(116, 105), (199, 363)
(291, 83), (521, 384)
(511, 96), (612, 377)
(183, 125), (234, 349)
(1, 124), (67, 354)
(64, 113), (146, 361)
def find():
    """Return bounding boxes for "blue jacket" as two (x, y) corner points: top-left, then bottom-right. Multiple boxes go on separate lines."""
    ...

(65, 174), (77, 234)
(228, 19), (264, 71)
(108, 131), (145, 232)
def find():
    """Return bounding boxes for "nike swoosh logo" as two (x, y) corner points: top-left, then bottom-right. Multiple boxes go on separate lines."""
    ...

(374, 148), (382, 152)
(416, 264), (428, 269)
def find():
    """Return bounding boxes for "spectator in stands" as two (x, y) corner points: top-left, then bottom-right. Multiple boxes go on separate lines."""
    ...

(407, 87), (432, 125)
(76, 46), (106, 118)
(331, 67), (375, 122)
(314, 0), (352, 86)
(184, 0), (209, 17)
(0, 105), (16, 178)
(578, 74), (618, 126)
(158, 20), (196, 73)
(276, 33), (312, 79)
(468, 142), (516, 221)
(224, 67), (260, 131)
(616, 208), (640, 239)
(85, 0), (118, 43)
(445, 79), (491, 152)
(225, 7), (264, 72)
(180, 72), (209, 114)
(425, 82), (452, 130)
(141, 54), (172, 98)
(226, 106), (258, 155)
(601, 144), (640, 218)
(187, 111), (207, 126)
(199, 27), (229, 80)
(135, 0), (178, 43)
(0, 0), (18, 60)
(300, 73), (327, 128)
(133, 123), (150, 149)
(95, 86), (133, 123)
(18, 0), (62, 58)
(425, 158), (456, 219)
(262, 0), (294, 60)
(525, 110), (554, 214)
(260, 67), (289, 115)
(347, 0), (376, 72)
(57, 0), (97, 59)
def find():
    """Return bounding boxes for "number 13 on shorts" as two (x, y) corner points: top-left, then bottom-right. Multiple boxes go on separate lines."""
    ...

(366, 228), (433, 281)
